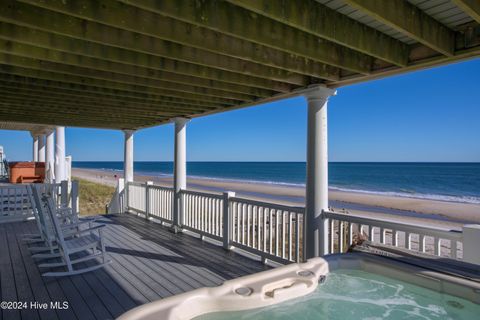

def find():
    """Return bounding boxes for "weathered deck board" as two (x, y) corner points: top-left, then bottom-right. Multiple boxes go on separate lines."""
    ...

(0, 214), (269, 320)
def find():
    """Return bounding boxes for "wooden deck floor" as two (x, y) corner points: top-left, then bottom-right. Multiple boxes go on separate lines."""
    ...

(0, 214), (269, 320)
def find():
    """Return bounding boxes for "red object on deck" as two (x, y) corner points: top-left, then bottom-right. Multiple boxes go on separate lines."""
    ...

(9, 162), (45, 184)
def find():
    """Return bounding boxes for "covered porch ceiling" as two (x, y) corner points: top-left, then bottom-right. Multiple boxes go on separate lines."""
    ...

(0, 120), (54, 135)
(0, 0), (479, 130)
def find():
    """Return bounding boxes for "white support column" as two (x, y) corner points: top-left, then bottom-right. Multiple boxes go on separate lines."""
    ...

(123, 130), (135, 183)
(55, 126), (66, 183)
(304, 86), (336, 259)
(38, 134), (46, 162)
(173, 118), (189, 230)
(32, 133), (39, 162)
(45, 130), (55, 182)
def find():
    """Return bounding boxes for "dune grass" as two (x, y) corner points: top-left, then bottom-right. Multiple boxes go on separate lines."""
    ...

(74, 177), (115, 216)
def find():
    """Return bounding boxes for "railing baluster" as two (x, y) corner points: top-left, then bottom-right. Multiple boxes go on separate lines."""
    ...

(198, 196), (202, 231)
(269, 208), (273, 254)
(215, 199), (219, 236)
(241, 203), (245, 244)
(200, 196), (204, 231)
(207, 197), (211, 233)
(190, 194), (194, 229)
(295, 212), (300, 262)
(263, 207), (267, 252)
(339, 221), (344, 253)
(451, 240), (457, 259)
(275, 210), (279, 257)
(191, 194), (194, 228)
(186, 194), (191, 227)
(288, 212), (293, 261)
(369, 225), (375, 242)
(281, 211), (286, 259)
(392, 230), (398, 247)
(330, 219), (335, 253)
(405, 232), (411, 249)
(237, 203), (241, 243)
(348, 222), (354, 246)
(434, 237), (441, 256)
(212, 198), (215, 234)
(192, 195), (196, 229)
(257, 207), (262, 250)
(419, 234), (426, 253)
(253, 205), (256, 248)
(208, 198), (212, 234)
(247, 204), (251, 246)
(204, 196), (208, 232)
(379, 227), (385, 244)
(205, 197), (209, 233)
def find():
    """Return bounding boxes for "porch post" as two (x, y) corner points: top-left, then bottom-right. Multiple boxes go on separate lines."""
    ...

(55, 126), (66, 183)
(173, 117), (189, 230)
(45, 130), (55, 182)
(32, 133), (39, 162)
(304, 86), (336, 258)
(123, 130), (134, 183)
(38, 134), (46, 162)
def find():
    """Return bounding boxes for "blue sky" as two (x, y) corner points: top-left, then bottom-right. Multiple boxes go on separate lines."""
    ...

(1, 58), (479, 162)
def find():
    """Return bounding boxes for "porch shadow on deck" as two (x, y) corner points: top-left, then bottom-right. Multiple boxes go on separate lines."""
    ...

(0, 214), (269, 320)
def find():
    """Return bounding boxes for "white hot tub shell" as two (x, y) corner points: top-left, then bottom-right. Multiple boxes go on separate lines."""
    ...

(117, 253), (480, 320)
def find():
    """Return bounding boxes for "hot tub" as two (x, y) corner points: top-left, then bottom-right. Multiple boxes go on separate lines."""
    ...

(118, 253), (480, 320)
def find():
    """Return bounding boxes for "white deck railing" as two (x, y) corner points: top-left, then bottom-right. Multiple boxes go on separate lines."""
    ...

(117, 181), (479, 265)
(324, 210), (464, 259)
(0, 184), (34, 223)
(181, 190), (224, 241)
(229, 197), (304, 263)
(127, 182), (147, 214)
(0, 181), (70, 223)
(122, 181), (305, 263)
(148, 185), (174, 223)
(107, 181), (125, 214)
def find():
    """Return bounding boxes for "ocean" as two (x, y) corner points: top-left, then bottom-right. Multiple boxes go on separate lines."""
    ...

(72, 162), (480, 204)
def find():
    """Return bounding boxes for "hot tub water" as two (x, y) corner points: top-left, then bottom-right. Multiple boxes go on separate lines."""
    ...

(196, 269), (480, 320)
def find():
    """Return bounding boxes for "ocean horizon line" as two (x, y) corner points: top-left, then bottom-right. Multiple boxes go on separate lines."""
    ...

(72, 160), (480, 164)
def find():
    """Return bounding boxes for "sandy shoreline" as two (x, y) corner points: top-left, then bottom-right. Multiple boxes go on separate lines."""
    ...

(72, 168), (480, 226)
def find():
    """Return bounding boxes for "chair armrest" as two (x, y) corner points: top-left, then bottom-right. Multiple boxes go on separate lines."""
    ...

(61, 220), (92, 230)
(80, 216), (98, 222)
(69, 224), (106, 236)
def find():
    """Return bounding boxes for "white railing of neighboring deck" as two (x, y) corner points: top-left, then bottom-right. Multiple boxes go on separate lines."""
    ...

(116, 180), (480, 265)
(0, 181), (71, 223)
(0, 184), (34, 223)
(324, 210), (464, 259)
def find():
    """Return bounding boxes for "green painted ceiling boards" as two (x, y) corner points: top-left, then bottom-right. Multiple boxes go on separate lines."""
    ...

(0, 0), (479, 129)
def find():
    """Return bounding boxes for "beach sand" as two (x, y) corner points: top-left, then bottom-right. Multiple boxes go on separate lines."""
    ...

(72, 168), (480, 228)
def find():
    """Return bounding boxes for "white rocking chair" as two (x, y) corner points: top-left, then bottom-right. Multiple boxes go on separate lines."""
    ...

(33, 185), (111, 276)
(24, 185), (94, 259)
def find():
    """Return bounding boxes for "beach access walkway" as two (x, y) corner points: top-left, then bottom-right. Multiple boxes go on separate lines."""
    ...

(0, 214), (268, 320)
